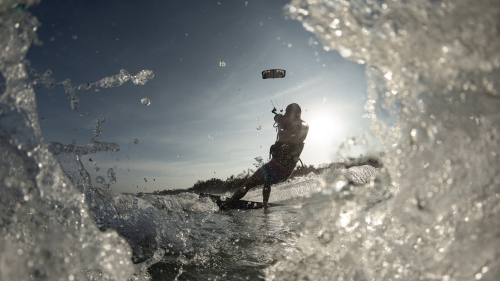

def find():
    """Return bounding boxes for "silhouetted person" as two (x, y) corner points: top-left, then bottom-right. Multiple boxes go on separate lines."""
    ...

(221, 103), (309, 209)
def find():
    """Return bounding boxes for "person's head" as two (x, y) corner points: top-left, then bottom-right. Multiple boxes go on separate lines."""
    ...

(284, 103), (301, 119)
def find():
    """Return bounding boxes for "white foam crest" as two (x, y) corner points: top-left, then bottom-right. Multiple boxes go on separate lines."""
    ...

(29, 67), (154, 110)
(0, 4), (137, 279)
(241, 165), (381, 203)
(266, 0), (500, 280)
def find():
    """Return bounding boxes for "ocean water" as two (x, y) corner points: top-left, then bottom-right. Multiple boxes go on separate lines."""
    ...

(1, 0), (499, 281)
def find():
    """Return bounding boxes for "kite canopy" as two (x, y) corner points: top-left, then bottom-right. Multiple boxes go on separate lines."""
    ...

(262, 69), (286, 79)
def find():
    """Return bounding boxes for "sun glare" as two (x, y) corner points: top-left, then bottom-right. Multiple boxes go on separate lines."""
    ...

(303, 113), (345, 164)
(306, 114), (342, 144)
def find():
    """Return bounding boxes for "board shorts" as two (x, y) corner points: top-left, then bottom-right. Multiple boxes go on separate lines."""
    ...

(260, 159), (294, 185)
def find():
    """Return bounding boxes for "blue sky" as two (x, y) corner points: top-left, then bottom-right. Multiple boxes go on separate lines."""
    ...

(28, 0), (373, 193)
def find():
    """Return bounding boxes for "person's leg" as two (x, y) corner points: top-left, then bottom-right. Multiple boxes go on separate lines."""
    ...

(221, 169), (265, 209)
(262, 182), (271, 209)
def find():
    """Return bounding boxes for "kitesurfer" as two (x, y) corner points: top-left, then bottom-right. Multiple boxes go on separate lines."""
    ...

(221, 103), (309, 209)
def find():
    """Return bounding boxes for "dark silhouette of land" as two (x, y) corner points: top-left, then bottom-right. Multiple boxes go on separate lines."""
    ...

(134, 155), (382, 197)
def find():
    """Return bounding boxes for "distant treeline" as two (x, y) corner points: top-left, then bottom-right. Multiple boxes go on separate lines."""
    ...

(145, 155), (382, 196)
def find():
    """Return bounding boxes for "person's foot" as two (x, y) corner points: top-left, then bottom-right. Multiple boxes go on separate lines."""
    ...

(219, 201), (232, 210)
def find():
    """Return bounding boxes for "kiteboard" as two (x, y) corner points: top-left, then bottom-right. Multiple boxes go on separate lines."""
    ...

(199, 193), (283, 210)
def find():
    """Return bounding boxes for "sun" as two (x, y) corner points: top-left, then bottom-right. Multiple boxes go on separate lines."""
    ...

(302, 113), (345, 164)
(306, 114), (343, 145)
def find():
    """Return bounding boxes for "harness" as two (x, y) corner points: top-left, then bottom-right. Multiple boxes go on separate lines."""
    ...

(269, 118), (308, 168)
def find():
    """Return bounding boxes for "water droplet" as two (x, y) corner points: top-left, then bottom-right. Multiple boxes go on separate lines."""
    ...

(41, 117), (45, 122)
(213, 172), (216, 174)
(107, 168), (116, 184)
(95, 176), (105, 184)
(340, 48), (351, 57)
(256, 125), (262, 130)
(134, 139), (139, 144)
(71, 35), (77, 40)
(144, 178), (147, 182)
(141, 97), (151, 106)
(410, 127), (429, 143)
(131, 70), (154, 85)
(178, 155), (181, 158)
(86, 112), (90, 115)
(95, 167), (100, 172)
(79, 114), (83, 118)
(73, 128), (76, 132)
